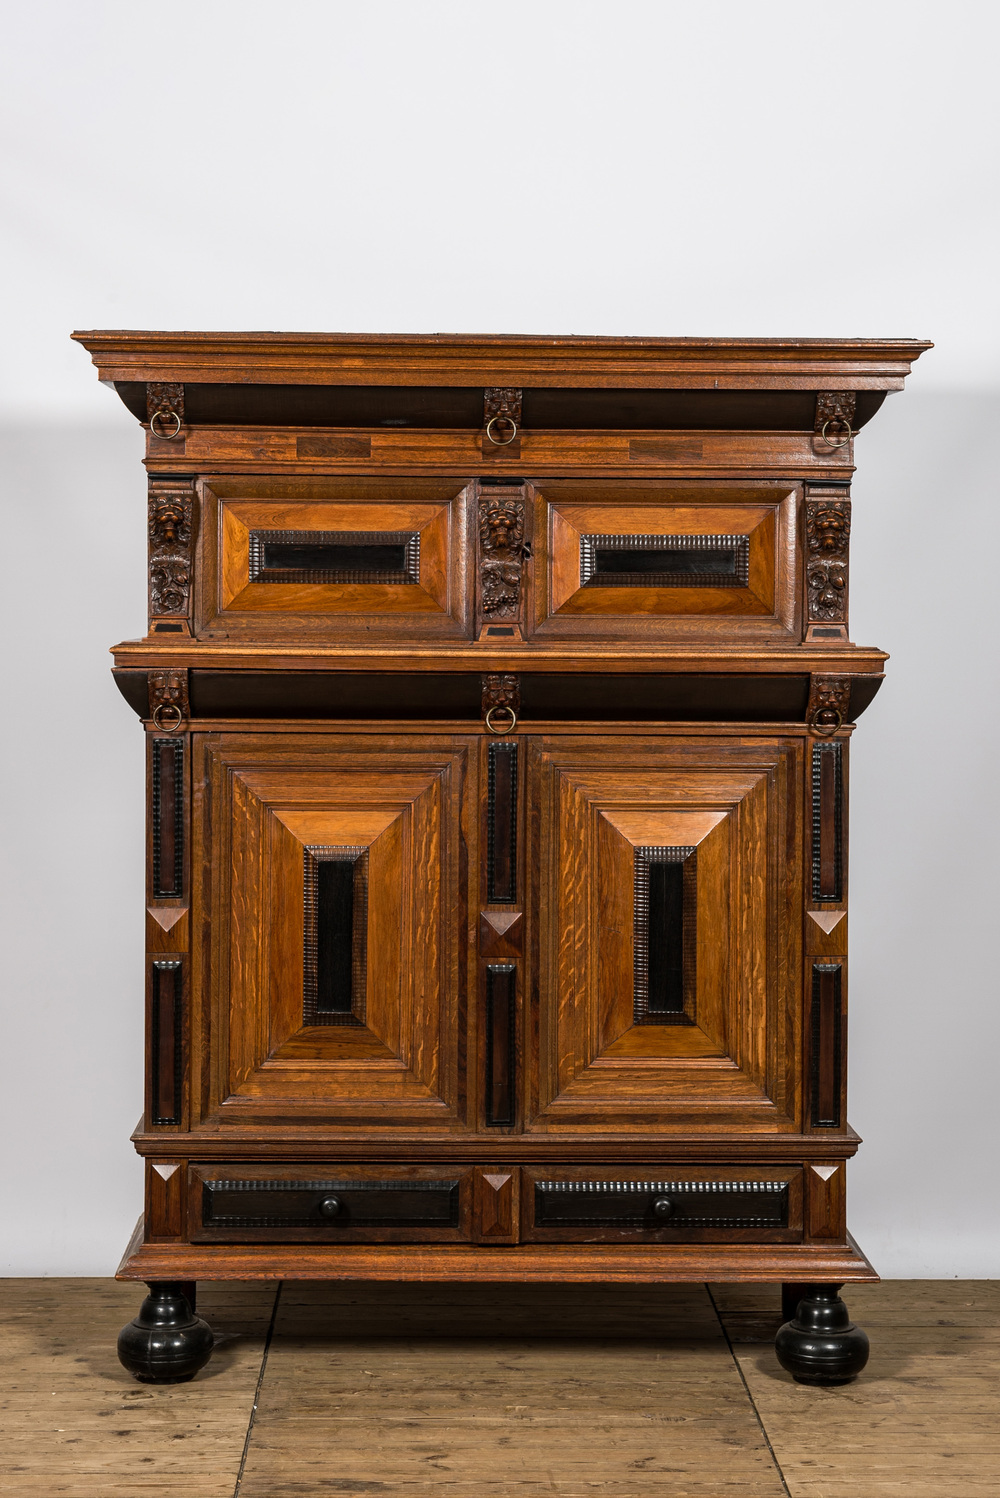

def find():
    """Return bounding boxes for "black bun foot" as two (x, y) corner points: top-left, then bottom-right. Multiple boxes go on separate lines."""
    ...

(117, 1282), (214, 1383)
(775, 1283), (870, 1385)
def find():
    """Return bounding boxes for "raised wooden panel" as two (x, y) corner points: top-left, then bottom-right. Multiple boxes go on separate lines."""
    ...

(202, 478), (471, 640)
(198, 734), (473, 1127)
(531, 482), (797, 641)
(527, 736), (803, 1133)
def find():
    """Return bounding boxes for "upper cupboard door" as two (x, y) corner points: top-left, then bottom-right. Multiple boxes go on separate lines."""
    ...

(198, 733), (474, 1129)
(527, 735), (804, 1134)
(202, 478), (472, 640)
(532, 482), (797, 641)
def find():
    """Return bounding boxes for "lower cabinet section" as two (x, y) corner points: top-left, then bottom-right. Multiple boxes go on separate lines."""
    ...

(183, 1162), (804, 1246)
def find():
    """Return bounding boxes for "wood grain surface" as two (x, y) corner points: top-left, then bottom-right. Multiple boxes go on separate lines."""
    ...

(3, 1279), (997, 1496)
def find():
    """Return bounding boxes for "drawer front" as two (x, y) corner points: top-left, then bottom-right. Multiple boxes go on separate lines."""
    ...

(522, 1167), (803, 1243)
(533, 482), (797, 641)
(203, 479), (471, 640)
(190, 1164), (473, 1243)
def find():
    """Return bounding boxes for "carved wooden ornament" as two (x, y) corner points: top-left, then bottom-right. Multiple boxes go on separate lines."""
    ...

(806, 674), (852, 735)
(478, 492), (526, 623)
(806, 497), (851, 625)
(148, 478), (196, 621)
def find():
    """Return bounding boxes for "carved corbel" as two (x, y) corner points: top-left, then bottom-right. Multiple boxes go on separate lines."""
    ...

(805, 493), (851, 640)
(806, 674), (852, 737)
(148, 669), (190, 734)
(482, 387), (522, 459)
(482, 673), (520, 735)
(148, 477), (197, 630)
(146, 382), (186, 442)
(814, 392), (856, 449)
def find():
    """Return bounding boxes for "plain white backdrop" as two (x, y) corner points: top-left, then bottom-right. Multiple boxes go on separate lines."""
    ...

(1, 0), (997, 1274)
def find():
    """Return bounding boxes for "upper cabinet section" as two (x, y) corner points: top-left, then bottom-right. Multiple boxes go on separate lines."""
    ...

(74, 331), (930, 654)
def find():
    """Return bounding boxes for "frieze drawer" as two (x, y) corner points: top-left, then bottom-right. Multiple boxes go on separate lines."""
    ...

(522, 1167), (803, 1243)
(190, 1164), (473, 1243)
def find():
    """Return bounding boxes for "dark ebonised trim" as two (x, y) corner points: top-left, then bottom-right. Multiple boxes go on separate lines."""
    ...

(580, 532), (749, 589)
(303, 846), (368, 1026)
(811, 742), (843, 902)
(534, 1179), (789, 1229)
(485, 964), (517, 1127)
(150, 959), (182, 1125)
(151, 739), (184, 899)
(634, 846), (697, 1025)
(247, 529), (420, 586)
(487, 742), (518, 904)
(810, 962), (843, 1127)
(201, 1178), (462, 1230)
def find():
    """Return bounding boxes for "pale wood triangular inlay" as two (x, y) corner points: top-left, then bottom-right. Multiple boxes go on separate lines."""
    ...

(151, 1162), (181, 1180)
(481, 910), (521, 937)
(811, 1163), (840, 1182)
(482, 1173), (512, 1191)
(147, 906), (187, 933)
(807, 909), (846, 935)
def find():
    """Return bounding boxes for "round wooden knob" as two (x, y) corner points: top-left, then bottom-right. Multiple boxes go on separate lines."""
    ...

(318, 1195), (342, 1218)
(651, 1197), (674, 1220)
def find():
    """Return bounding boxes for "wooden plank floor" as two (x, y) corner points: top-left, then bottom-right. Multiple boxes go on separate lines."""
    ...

(0, 1281), (996, 1497)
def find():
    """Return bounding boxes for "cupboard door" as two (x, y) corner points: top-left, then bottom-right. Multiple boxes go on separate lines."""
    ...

(199, 733), (473, 1128)
(531, 481), (797, 642)
(527, 735), (803, 1134)
(202, 478), (472, 641)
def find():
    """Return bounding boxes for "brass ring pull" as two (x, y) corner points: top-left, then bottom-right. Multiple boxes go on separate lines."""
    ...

(819, 418), (852, 449)
(485, 704), (517, 735)
(152, 702), (184, 733)
(809, 708), (843, 737)
(149, 409), (183, 440)
(485, 414), (518, 446)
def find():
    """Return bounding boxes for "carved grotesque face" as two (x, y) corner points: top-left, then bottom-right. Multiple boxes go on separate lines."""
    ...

(481, 500), (523, 552)
(810, 506), (848, 553)
(151, 498), (187, 547)
(150, 672), (183, 704)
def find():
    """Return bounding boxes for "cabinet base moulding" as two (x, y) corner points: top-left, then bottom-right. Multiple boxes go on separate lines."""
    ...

(116, 1218), (877, 1285)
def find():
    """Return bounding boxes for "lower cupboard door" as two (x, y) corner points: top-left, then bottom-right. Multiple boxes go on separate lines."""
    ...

(190, 1164), (474, 1243)
(200, 733), (473, 1129)
(527, 734), (804, 1134)
(522, 1167), (803, 1244)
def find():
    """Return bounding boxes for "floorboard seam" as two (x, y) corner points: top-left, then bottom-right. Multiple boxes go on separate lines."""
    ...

(705, 1283), (792, 1498)
(232, 1281), (283, 1498)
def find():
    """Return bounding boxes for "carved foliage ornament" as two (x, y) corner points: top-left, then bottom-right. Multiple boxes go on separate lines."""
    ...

(148, 480), (196, 619)
(806, 674), (851, 736)
(806, 498), (851, 622)
(479, 494), (526, 619)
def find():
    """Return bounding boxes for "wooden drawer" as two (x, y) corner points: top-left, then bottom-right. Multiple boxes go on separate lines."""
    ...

(190, 1164), (473, 1243)
(531, 481), (797, 641)
(521, 1166), (803, 1243)
(202, 478), (471, 640)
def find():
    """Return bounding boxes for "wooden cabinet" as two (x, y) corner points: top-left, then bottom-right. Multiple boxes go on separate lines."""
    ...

(75, 332), (929, 1385)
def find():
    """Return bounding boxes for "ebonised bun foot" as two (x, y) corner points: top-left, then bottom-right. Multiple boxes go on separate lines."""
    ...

(117, 1282), (214, 1383)
(775, 1283), (870, 1384)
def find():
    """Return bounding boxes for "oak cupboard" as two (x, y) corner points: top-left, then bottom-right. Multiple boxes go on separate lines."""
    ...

(71, 331), (930, 1385)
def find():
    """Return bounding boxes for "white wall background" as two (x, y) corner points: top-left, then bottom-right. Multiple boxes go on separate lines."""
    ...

(1, 0), (997, 1275)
